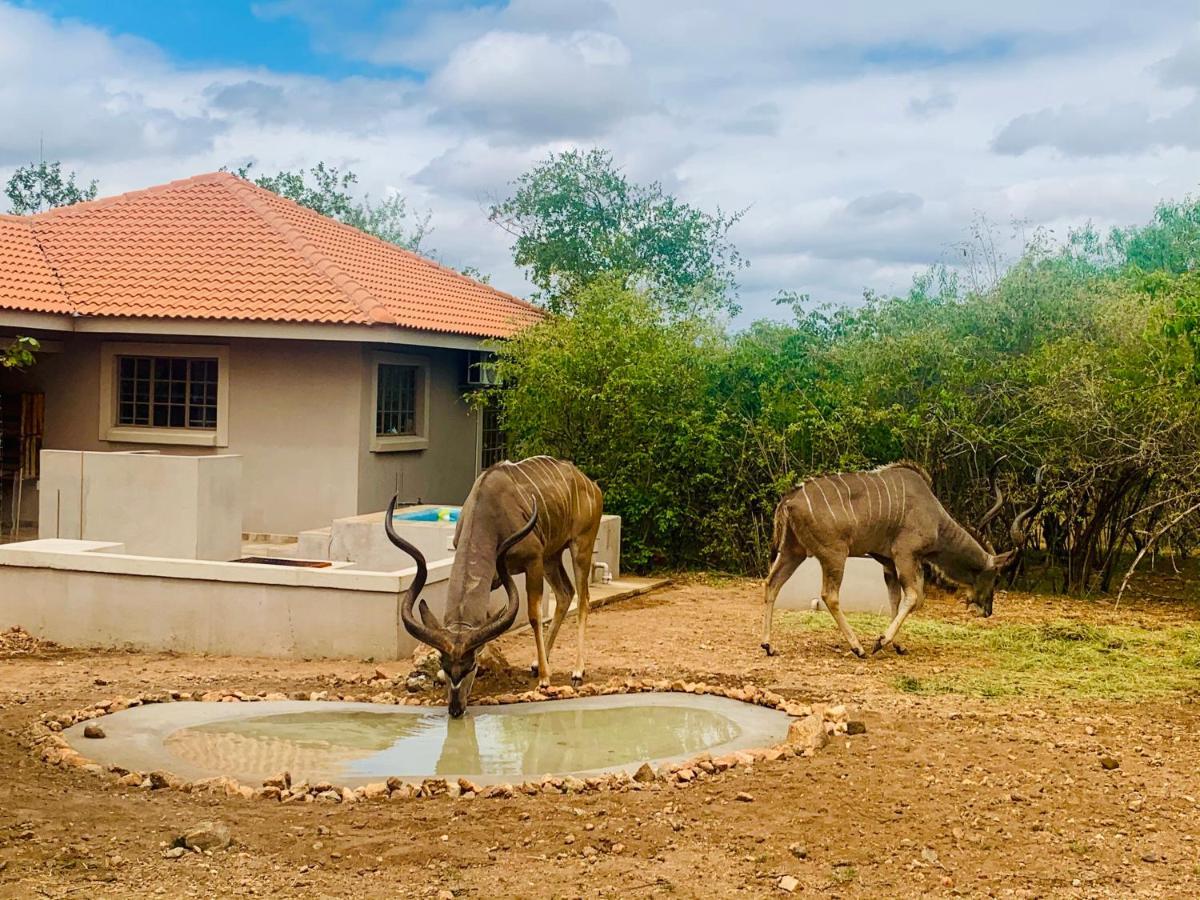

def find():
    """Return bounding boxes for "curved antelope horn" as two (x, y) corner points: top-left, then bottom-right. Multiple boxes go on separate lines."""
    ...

(977, 455), (1008, 534)
(463, 499), (538, 654)
(1009, 466), (1046, 549)
(385, 495), (451, 654)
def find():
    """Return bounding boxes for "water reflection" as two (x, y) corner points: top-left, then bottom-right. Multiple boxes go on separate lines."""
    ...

(164, 704), (743, 784)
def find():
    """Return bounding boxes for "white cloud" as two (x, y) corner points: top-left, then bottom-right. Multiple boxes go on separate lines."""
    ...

(429, 30), (650, 139)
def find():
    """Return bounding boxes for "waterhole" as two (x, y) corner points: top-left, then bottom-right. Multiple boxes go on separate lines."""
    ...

(62, 694), (791, 786)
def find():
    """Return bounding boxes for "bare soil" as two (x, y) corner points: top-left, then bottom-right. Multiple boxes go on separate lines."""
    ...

(1, 580), (1199, 898)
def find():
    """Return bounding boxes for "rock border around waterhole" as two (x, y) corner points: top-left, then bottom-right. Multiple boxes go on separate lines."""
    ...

(28, 679), (858, 803)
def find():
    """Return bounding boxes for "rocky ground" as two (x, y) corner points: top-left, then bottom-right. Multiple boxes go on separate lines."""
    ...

(1, 579), (1199, 898)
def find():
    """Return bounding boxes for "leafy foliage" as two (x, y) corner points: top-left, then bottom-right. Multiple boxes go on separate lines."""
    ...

(1, 337), (39, 370)
(489, 149), (744, 317)
(5, 161), (97, 214)
(493, 191), (1200, 590)
(231, 162), (431, 252)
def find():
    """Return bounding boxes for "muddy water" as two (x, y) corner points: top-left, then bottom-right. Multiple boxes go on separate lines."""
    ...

(63, 695), (792, 786)
(165, 704), (741, 784)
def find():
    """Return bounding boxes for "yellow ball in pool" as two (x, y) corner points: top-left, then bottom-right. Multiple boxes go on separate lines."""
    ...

(437, 507), (452, 522)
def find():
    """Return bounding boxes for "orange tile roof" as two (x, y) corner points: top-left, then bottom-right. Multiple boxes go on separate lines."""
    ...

(0, 172), (543, 339)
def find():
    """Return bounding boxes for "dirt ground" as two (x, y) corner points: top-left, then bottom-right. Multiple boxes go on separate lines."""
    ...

(2, 579), (1199, 899)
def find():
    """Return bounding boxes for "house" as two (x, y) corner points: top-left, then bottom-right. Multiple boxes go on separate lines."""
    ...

(0, 172), (543, 536)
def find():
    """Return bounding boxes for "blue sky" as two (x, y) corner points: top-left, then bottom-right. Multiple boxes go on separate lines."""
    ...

(23, 0), (419, 76)
(4, 1), (1200, 322)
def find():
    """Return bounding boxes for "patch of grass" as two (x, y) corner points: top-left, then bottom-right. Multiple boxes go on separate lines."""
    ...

(831, 865), (857, 884)
(778, 611), (1200, 700)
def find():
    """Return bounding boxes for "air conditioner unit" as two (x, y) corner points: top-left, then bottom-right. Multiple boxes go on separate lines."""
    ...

(463, 350), (498, 386)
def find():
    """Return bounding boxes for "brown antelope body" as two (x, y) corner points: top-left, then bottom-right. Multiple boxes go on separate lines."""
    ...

(386, 456), (603, 717)
(761, 462), (1036, 657)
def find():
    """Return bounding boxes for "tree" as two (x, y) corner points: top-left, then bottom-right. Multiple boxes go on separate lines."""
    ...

(489, 149), (745, 316)
(231, 162), (430, 252)
(5, 161), (98, 214)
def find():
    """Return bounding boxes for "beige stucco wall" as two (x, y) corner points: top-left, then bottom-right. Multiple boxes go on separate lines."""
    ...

(0, 331), (483, 536)
(355, 344), (481, 515)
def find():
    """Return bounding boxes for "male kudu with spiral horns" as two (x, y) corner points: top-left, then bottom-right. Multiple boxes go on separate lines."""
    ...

(761, 461), (1042, 658)
(385, 456), (603, 718)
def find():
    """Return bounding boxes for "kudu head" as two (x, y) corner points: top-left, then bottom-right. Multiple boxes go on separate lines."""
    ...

(967, 464), (1044, 617)
(385, 495), (537, 718)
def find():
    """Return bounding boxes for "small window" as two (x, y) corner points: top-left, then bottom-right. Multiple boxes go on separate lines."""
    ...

(116, 356), (218, 430)
(370, 354), (428, 452)
(480, 395), (506, 469)
(376, 364), (418, 437)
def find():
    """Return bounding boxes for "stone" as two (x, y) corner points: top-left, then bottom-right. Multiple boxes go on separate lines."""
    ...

(83, 724), (106, 740)
(846, 720), (867, 736)
(263, 772), (291, 790)
(1100, 756), (1120, 770)
(477, 642), (511, 675)
(182, 821), (231, 852)
(788, 715), (829, 751)
(163, 847), (186, 859)
(778, 875), (799, 893)
(633, 763), (656, 783)
(735, 792), (755, 802)
(148, 771), (176, 790)
(562, 776), (588, 793)
(362, 782), (389, 800)
(788, 843), (807, 860)
(117, 773), (143, 788)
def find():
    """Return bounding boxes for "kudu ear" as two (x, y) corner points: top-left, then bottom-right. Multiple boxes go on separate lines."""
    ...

(416, 598), (442, 632)
(990, 550), (1018, 571)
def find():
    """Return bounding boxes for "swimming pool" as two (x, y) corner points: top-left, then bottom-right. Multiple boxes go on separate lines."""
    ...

(393, 506), (460, 523)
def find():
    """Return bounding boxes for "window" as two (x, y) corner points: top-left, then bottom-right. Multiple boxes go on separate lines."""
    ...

(480, 395), (506, 469)
(370, 353), (429, 452)
(376, 364), (418, 437)
(117, 356), (218, 429)
(99, 343), (229, 447)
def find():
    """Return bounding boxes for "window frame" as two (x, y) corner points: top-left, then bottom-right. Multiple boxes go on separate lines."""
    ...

(99, 342), (229, 447)
(369, 351), (430, 453)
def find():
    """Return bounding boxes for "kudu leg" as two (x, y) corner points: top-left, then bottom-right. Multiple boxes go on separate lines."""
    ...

(880, 562), (907, 655)
(874, 558), (924, 654)
(542, 554), (574, 660)
(525, 561), (551, 689)
(569, 539), (594, 686)
(761, 549), (804, 656)
(821, 557), (866, 658)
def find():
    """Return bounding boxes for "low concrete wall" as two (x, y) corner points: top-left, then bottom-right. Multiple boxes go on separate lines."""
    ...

(298, 506), (622, 584)
(0, 539), (529, 660)
(776, 557), (890, 616)
(38, 450), (242, 561)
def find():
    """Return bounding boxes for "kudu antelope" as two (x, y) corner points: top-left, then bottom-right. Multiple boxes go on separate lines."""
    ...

(385, 456), (603, 718)
(761, 462), (1038, 658)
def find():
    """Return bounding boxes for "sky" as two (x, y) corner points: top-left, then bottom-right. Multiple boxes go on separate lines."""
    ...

(4, 1), (1200, 324)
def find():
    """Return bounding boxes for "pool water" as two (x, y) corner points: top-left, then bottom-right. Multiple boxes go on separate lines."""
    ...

(62, 695), (791, 786)
(393, 506), (460, 523)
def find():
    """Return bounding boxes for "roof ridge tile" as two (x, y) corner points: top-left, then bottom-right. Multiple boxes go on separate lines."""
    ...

(220, 177), (394, 326)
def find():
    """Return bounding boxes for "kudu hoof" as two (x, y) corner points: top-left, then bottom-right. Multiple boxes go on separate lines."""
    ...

(571, 672), (584, 688)
(893, 643), (908, 656)
(530, 662), (539, 678)
(851, 646), (867, 659)
(761, 642), (777, 657)
(871, 637), (885, 655)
